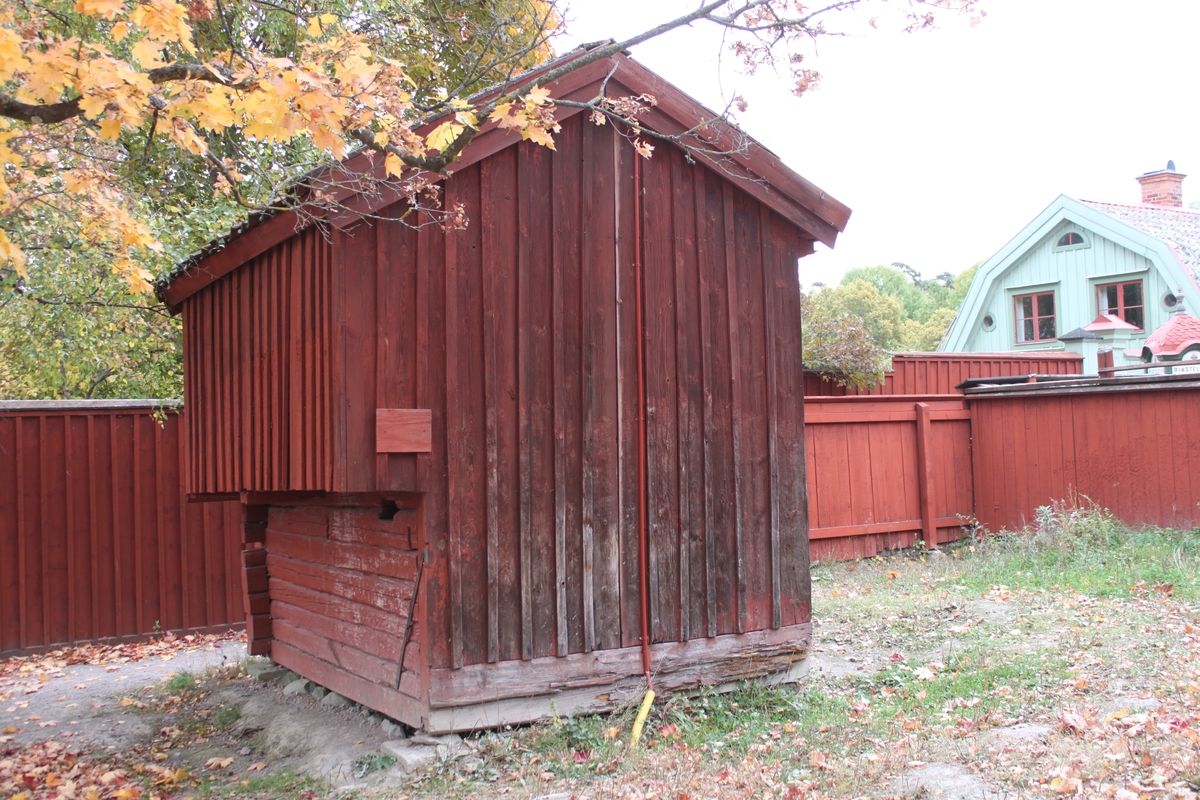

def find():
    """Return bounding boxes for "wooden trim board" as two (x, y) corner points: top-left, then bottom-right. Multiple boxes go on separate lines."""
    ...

(376, 409), (433, 453)
(424, 623), (812, 733)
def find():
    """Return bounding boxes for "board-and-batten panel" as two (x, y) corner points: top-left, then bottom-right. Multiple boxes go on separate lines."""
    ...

(183, 226), (334, 494)
(336, 114), (814, 671)
(0, 406), (243, 655)
(971, 387), (1200, 532)
(965, 223), (1170, 353)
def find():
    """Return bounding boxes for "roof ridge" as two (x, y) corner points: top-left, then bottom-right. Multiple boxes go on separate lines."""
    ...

(1081, 198), (1200, 216)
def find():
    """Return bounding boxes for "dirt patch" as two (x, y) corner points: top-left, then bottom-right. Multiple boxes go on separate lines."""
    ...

(890, 762), (1007, 799)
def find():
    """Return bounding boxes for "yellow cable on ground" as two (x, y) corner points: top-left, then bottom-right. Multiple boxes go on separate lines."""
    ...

(629, 689), (656, 747)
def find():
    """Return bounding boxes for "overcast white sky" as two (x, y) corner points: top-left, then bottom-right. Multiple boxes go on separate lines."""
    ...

(554, 0), (1200, 289)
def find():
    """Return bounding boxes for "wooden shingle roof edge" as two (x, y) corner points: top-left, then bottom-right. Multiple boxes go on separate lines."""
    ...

(156, 49), (850, 310)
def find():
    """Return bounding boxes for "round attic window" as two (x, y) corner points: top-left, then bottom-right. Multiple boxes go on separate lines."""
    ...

(1164, 293), (1179, 309)
(1056, 232), (1087, 248)
(982, 313), (996, 331)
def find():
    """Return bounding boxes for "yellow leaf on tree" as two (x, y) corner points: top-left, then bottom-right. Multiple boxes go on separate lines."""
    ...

(0, 229), (28, 280)
(129, 0), (195, 54)
(455, 110), (479, 129)
(525, 84), (551, 105)
(488, 102), (513, 124)
(74, 0), (125, 20)
(426, 120), (464, 153)
(521, 124), (556, 150)
(131, 37), (166, 67)
(305, 13), (338, 38)
(98, 117), (123, 139)
(110, 21), (130, 41)
(0, 27), (30, 82)
(384, 152), (402, 178)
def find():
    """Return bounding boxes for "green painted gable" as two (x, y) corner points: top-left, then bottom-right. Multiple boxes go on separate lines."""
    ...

(942, 195), (1197, 369)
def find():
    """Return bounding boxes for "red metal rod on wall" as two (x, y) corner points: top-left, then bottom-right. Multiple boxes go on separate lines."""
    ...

(633, 152), (653, 692)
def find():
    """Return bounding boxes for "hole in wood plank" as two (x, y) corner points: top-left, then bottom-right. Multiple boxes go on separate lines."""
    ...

(379, 499), (400, 521)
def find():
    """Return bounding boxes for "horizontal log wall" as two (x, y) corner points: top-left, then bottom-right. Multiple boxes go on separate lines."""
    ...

(971, 385), (1200, 532)
(805, 396), (975, 561)
(264, 504), (427, 726)
(0, 403), (243, 656)
(803, 352), (1083, 396)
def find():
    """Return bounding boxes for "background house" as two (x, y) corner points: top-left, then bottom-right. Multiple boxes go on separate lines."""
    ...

(941, 163), (1200, 373)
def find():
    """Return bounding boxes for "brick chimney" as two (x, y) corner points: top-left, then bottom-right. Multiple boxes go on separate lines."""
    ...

(1136, 160), (1186, 207)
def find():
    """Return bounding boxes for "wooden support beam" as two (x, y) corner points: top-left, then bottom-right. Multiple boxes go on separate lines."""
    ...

(241, 503), (273, 656)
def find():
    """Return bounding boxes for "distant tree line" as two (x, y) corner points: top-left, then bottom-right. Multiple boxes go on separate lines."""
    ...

(802, 261), (978, 388)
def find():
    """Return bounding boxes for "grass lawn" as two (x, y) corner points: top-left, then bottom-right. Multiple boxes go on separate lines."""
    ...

(7, 504), (1199, 800)
(394, 504), (1200, 799)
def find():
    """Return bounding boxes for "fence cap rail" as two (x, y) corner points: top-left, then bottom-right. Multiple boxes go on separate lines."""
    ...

(963, 371), (1200, 397)
(0, 399), (182, 412)
(890, 351), (1083, 360)
(955, 373), (1084, 391)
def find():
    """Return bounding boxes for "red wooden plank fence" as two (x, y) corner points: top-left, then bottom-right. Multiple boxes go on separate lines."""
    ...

(969, 381), (1200, 533)
(0, 401), (244, 657)
(4, 381), (1197, 657)
(804, 352), (1083, 396)
(805, 396), (975, 561)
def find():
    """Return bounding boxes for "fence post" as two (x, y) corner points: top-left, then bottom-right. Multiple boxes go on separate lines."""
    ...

(914, 403), (938, 550)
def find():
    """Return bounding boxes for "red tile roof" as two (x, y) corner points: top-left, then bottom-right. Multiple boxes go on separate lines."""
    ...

(1084, 313), (1140, 332)
(1141, 313), (1200, 357)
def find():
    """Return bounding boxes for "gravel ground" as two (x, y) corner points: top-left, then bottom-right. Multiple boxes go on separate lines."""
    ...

(2, 640), (245, 751)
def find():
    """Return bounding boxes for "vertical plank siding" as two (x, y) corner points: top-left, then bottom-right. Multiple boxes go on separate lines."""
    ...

(0, 403), (243, 656)
(322, 115), (814, 670)
(803, 353), (1083, 396)
(804, 397), (975, 561)
(182, 225), (334, 494)
(971, 386), (1200, 533)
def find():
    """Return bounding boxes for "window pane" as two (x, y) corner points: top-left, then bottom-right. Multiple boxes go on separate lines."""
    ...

(1020, 319), (1034, 342)
(1102, 285), (1118, 312)
(1126, 306), (1144, 330)
(1018, 296), (1033, 319)
(1124, 282), (1143, 307)
(1039, 317), (1056, 340)
(1036, 293), (1055, 317)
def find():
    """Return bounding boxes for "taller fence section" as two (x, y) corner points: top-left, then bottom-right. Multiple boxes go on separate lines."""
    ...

(804, 352), (1083, 397)
(0, 401), (243, 656)
(966, 375), (1200, 533)
(805, 396), (975, 561)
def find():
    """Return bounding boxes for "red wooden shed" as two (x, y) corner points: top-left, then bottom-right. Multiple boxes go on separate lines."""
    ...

(159, 51), (851, 732)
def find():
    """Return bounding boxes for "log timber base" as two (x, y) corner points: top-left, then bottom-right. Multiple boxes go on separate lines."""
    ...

(269, 622), (811, 734)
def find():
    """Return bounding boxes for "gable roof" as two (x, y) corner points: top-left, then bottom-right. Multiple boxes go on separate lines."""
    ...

(157, 49), (850, 310)
(1082, 200), (1200, 287)
(941, 194), (1200, 351)
(1084, 313), (1140, 332)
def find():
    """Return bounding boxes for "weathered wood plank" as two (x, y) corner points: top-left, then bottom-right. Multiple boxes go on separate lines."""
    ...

(265, 529), (417, 580)
(266, 553), (414, 612)
(429, 621), (812, 708)
(722, 183), (746, 634)
(641, 150), (680, 643)
(375, 410), (433, 453)
(271, 641), (428, 727)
